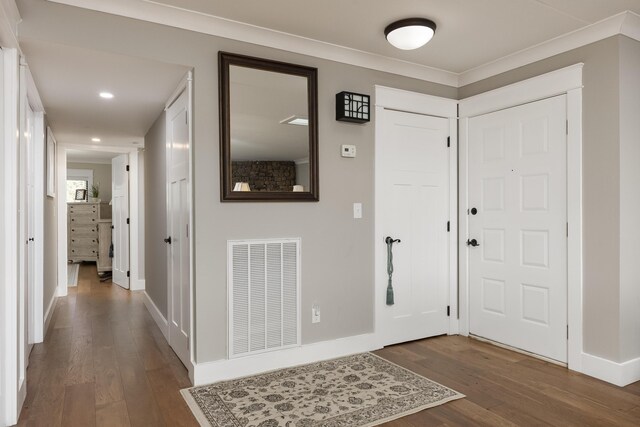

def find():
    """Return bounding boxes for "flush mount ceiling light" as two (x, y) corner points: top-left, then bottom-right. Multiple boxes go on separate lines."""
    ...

(91, 137), (101, 142)
(280, 115), (309, 126)
(99, 91), (114, 99)
(384, 18), (437, 50)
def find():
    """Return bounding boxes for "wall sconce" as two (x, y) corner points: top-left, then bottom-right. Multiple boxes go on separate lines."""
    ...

(336, 91), (370, 123)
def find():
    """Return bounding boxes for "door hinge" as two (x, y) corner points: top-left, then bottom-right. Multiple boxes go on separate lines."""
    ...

(447, 136), (450, 147)
(447, 221), (450, 232)
(127, 271), (130, 278)
(126, 218), (130, 225)
(566, 120), (568, 135)
(126, 165), (130, 172)
(186, 224), (189, 239)
(567, 222), (569, 237)
(447, 306), (450, 317)
(567, 325), (569, 339)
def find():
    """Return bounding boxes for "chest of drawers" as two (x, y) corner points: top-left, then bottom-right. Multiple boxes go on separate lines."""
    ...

(68, 203), (112, 269)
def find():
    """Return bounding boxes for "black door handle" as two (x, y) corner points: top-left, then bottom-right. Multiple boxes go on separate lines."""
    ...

(164, 237), (172, 244)
(467, 239), (480, 247)
(384, 236), (401, 244)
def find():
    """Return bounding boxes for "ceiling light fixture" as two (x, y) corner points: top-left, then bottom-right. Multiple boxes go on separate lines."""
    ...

(91, 137), (101, 142)
(99, 92), (114, 99)
(280, 115), (309, 126)
(384, 18), (437, 50)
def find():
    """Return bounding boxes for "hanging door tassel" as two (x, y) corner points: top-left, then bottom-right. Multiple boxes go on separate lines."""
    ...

(385, 236), (401, 305)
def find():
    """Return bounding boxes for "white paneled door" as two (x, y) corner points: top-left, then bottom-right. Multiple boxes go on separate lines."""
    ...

(468, 95), (568, 363)
(166, 88), (191, 369)
(378, 109), (450, 346)
(112, 154), (130, 289)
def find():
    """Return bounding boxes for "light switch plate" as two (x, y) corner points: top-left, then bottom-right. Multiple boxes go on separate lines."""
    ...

(341, 144), (356, 158)
(353, 203), (362, 219)
(312, 303), (321, 323)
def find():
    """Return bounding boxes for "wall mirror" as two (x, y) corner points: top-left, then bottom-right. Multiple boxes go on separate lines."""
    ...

(219, 52), (319, 201)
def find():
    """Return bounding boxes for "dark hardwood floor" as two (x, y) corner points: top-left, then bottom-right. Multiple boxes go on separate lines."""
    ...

(18, 263), (640, 426)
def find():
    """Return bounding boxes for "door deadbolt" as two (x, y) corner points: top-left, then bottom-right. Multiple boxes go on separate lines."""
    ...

(470, 207), (478, 215)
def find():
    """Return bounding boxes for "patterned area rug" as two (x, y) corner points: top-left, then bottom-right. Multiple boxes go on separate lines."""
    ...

(181, 353), (464, 427)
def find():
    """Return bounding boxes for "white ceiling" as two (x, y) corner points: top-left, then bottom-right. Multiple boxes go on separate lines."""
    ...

(21, 38), (189, 147)
(150, 0), (640, 74)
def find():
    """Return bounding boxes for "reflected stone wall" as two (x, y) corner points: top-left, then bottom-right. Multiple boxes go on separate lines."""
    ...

(232, 161), (296, 192)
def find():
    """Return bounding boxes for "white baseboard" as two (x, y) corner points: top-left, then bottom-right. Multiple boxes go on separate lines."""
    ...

(142, 291), (168, 340)
(581, 352), (640, 387)
(131, 278), (145, 291)
(43, 295), (57, 335)
(192, 333), (381, 386)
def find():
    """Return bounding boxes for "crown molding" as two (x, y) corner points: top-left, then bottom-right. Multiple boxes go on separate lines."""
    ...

(46, 0), (458, 87)
(458, 11), (640, 87)
(45, 2), (640, 88)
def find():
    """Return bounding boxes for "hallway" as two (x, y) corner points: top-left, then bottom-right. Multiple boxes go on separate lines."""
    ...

(18, 264), (198, 426)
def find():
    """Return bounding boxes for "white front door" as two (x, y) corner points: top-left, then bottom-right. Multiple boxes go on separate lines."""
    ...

(468, 95), (567, 363)
(112, 154), (130, 289)
(166, 88), (191, 368)
(377, 109), (450, 346)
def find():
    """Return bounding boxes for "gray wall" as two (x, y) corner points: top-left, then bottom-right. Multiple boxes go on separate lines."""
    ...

(43, 124), (57, 318)
(17, 0), (457, 363)
(618, 36), (640, 362)
(144, 113), (168, 317)
(67, 162), (112, 201)
(459, 36), (636, 363)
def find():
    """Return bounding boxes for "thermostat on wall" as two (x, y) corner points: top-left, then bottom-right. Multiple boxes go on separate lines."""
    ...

(341, 144), (356, 158)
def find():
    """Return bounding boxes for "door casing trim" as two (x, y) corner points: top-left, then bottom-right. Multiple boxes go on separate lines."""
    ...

(458, 63), (584, 372)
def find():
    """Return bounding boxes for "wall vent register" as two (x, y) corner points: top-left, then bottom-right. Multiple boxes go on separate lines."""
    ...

(228, 238), (301, 358)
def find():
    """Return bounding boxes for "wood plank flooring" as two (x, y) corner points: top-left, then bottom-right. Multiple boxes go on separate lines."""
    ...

(17, 264), (197, 427)
(18, 263), (640, 426)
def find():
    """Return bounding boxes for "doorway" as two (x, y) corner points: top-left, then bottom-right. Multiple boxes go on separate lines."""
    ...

(58, 146), (143, 296)
(374, 86), (458, 347)
(459, 64), (584, 370)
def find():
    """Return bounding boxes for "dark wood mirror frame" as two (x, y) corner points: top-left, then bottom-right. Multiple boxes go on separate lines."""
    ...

(219, 52), (319, 202)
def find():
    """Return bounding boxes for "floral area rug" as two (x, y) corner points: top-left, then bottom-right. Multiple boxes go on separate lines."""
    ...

(181, 352), (464, 427)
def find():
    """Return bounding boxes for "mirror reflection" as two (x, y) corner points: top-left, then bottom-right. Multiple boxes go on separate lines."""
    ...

(230, 66), (310, 193)
(219, 52), (318, 202)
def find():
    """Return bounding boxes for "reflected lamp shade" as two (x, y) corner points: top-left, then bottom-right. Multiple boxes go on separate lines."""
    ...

(384, 18), (437, 50)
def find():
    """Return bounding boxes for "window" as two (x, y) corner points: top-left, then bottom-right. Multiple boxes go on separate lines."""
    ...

(67, 169), (93, 203)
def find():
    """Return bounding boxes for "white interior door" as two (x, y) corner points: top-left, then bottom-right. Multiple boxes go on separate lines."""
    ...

(468, 95), (567, 363)
(166, 88), (191, 368)
(377, 109), (450, 346)
(25, 106), (37, 346)
(112, 154), (130, 289)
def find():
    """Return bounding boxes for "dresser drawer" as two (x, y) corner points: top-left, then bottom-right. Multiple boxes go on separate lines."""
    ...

(69, 236), (98, 247)
(69, 246), (98, 258)
(69, 204), (98, 215)
(69, 216), (98, 225)
(69, 225), (97, 236)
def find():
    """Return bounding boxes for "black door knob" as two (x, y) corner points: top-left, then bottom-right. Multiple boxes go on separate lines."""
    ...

(466, 239), (480, 247)
(164, 237), (172, 244)
(470, 207), (478, 215)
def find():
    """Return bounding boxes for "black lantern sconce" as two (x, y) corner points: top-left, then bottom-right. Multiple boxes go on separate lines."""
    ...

(336, 91), (370, 123)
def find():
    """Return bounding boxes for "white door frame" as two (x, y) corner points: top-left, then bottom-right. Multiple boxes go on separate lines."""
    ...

(458, 63), (584, 372)
(56, 142), (145, 297)
(374, 85), (459, 346)
(165, 71), (195, 378)
(0, 46), (21, 427)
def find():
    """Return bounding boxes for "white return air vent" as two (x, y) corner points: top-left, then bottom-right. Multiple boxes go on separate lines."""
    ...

(228, 238), (301, 358)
